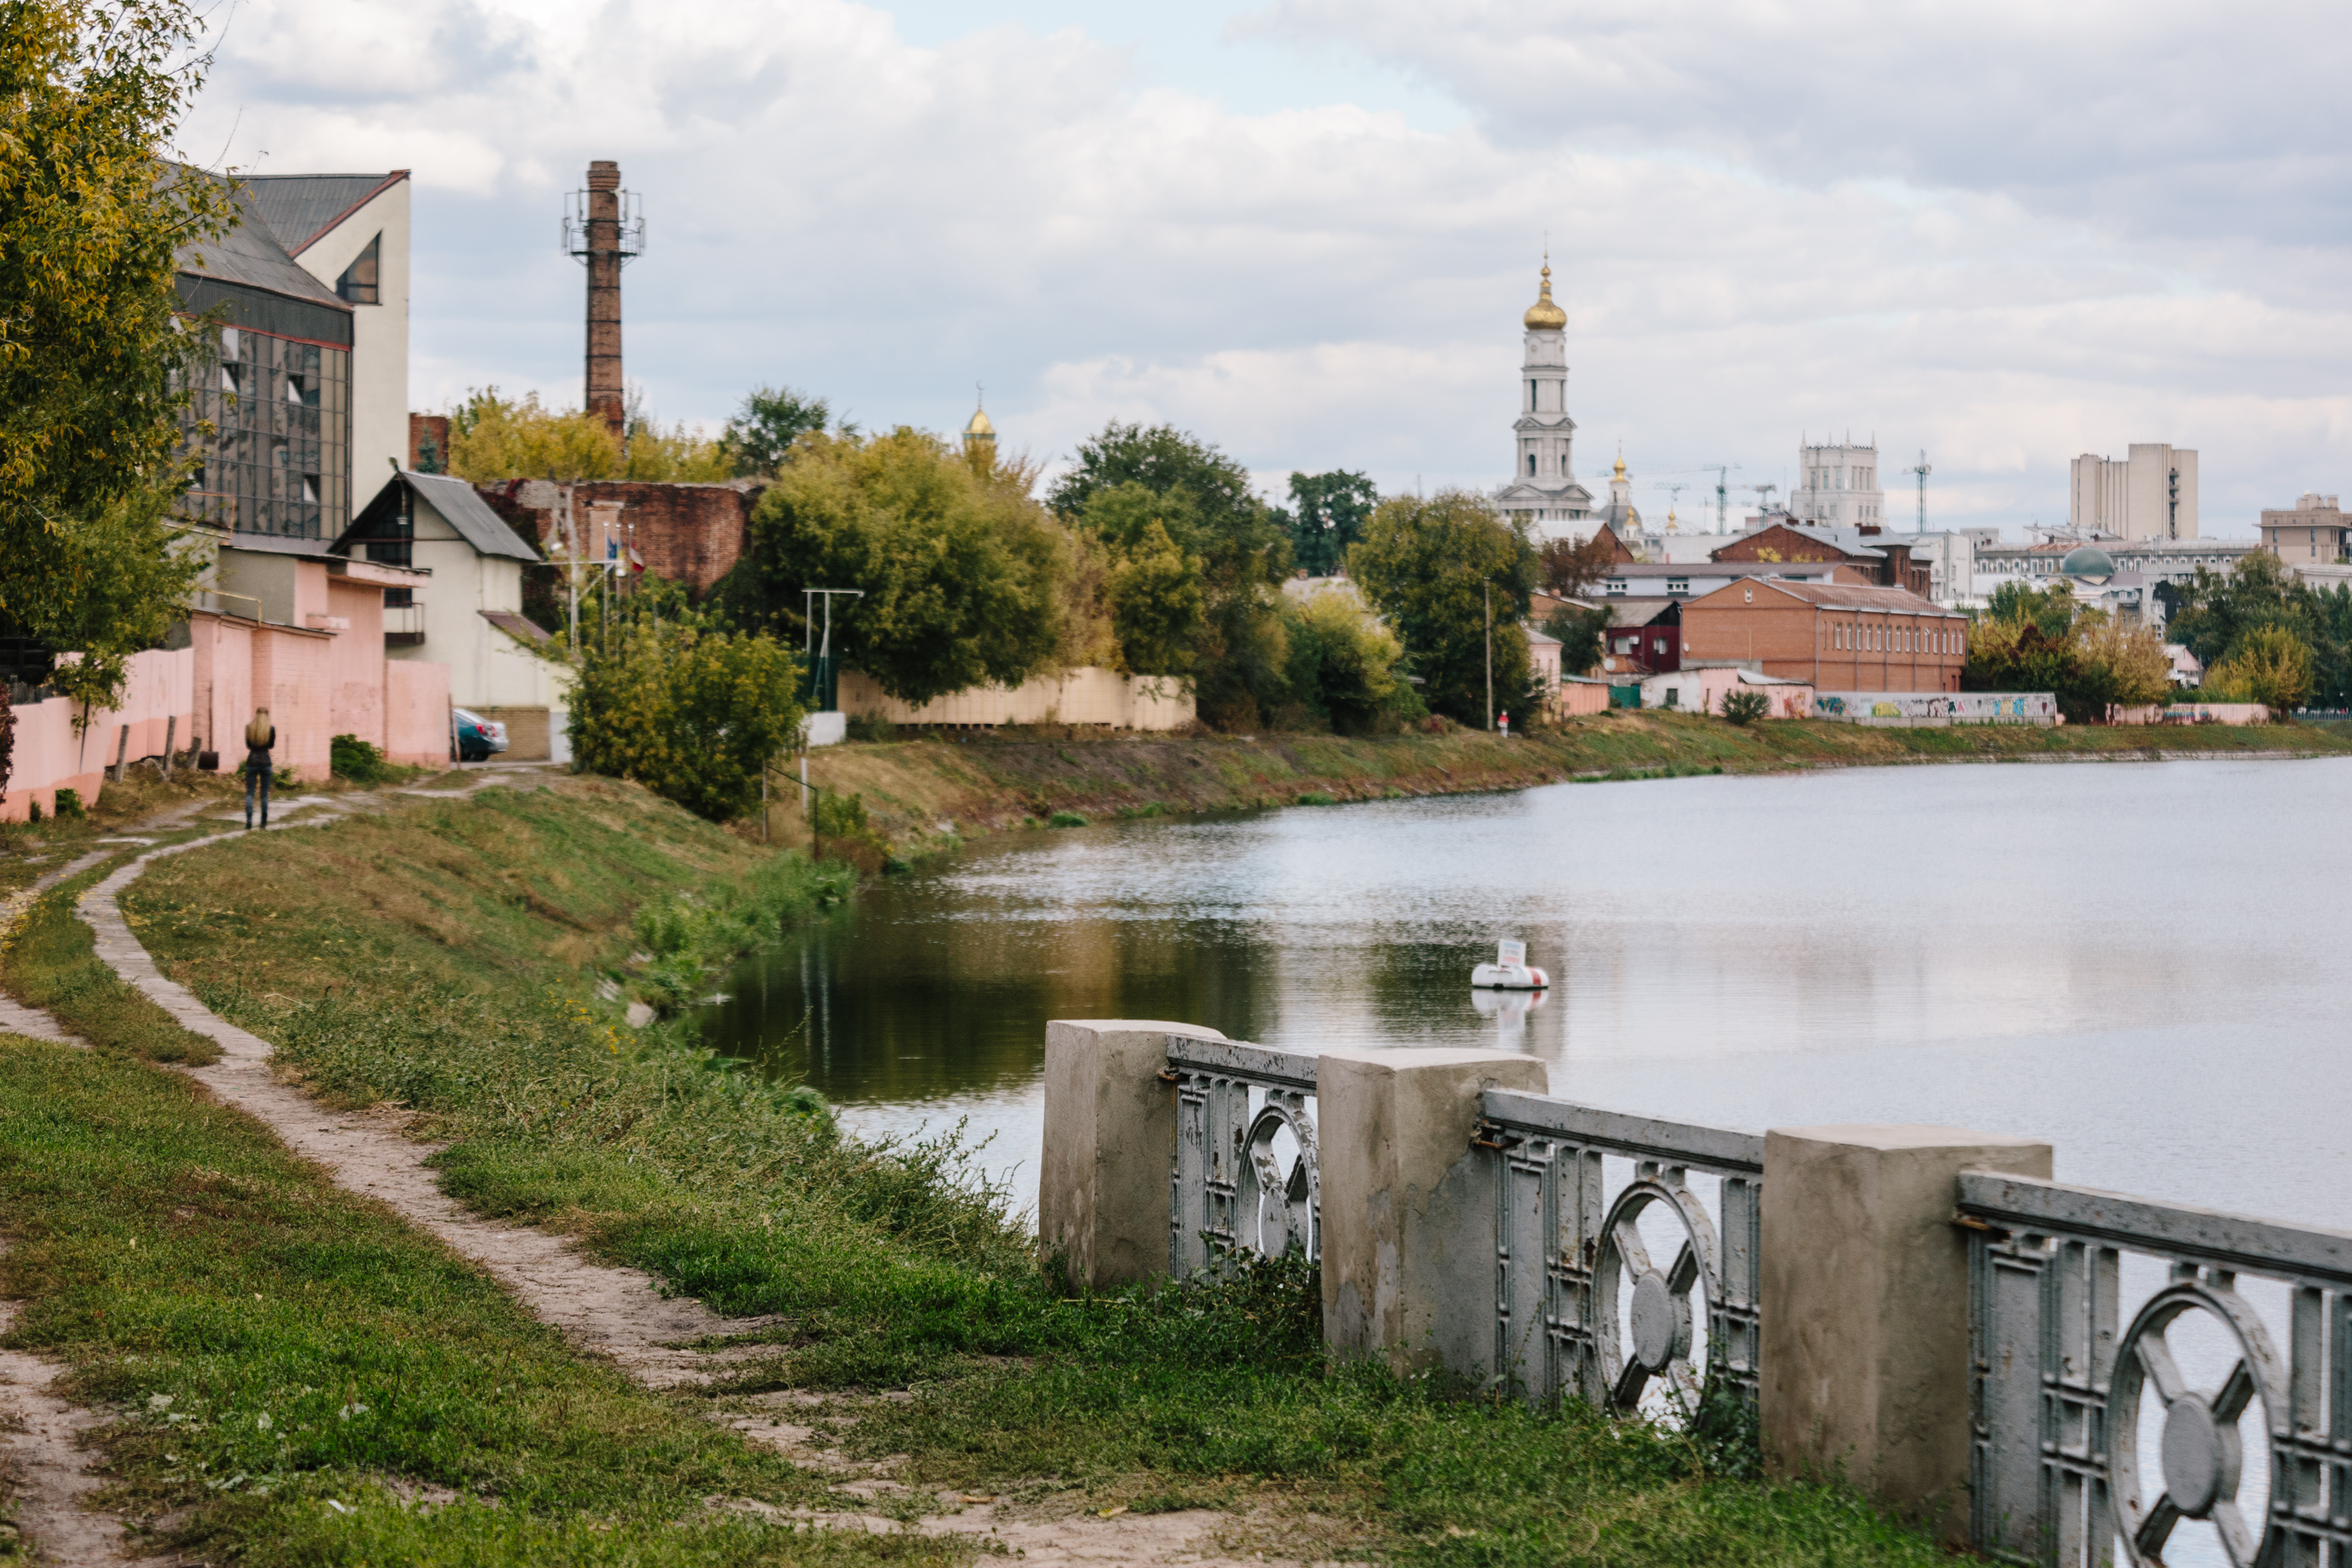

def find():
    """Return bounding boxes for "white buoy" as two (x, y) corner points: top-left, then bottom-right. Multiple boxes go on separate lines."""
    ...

(1471, 937), (1549, 990)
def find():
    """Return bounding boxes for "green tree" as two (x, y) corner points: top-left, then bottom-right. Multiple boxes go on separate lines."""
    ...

(725, 429), (1065, 705)
(1349, 490), (1539, 727)
(1051, 423), (1293, 728)
(1283, 470), (1377, 578)
(1279, 589), (1412, 735)
(568, 617), (804, 822)
(724, 385), (830, 478)
(0, 0), (237, 707)
(2205, 624), (2315, 713)
(1987, 579), (2078, 639)
(1105, 519), (1205, 676)
(446, 388), (729, 482)
(1539, 602), (1610, 677)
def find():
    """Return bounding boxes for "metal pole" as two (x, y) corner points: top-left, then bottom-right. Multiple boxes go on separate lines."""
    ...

(1484, 579), (1494, 731)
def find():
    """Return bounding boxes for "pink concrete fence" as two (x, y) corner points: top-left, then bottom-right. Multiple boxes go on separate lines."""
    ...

(3, 647), (193, 822)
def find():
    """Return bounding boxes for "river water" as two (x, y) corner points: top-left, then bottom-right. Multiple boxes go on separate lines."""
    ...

(699, 756), (2352, 1233)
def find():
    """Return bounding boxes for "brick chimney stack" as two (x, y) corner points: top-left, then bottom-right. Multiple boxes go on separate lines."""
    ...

(583, 161), (624, 441)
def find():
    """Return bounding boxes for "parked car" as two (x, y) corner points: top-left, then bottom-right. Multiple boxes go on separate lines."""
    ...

(453, 707), (508, 763)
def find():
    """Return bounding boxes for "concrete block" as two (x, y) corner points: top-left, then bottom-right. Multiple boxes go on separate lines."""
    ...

(1038, 1019), (1225, 1290)
(1318, 1047), (1548, 1374)
(1760, 1123), (2052, 1541)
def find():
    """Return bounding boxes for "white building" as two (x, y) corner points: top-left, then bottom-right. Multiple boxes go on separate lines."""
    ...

(2069, 444), (2198, 540)
(246, 172), (412, 490)
(1792, 437), (1886, 528)
(1494, 261), (1594, 539)
(334, 470), (573, 759)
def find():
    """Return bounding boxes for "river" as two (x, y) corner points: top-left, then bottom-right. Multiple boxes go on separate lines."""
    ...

(698, 755), (2352, 1234)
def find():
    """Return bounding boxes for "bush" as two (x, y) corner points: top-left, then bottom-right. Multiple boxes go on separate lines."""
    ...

(2205, 624), (2315, 713)
(1279, 589), (1414, 734)
(1295, 790), (1337, 805)
(570, 620), (804, 821)
(329, 732), (391, 785)
(51, 786), (83, 818)
(843, 713), (895, 742)
(1046, 810), (1088, 828)
(1719, 689), (1769, 726)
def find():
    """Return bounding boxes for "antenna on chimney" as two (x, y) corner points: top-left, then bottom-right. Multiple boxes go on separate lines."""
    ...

(563, 162), (645, 442)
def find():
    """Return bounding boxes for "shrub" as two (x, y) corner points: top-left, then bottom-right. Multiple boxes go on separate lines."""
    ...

(1719, 689), (1769, 726)
(0, 695), (13, 800)
(1295, 790), (1337, 805)
(51, 787), (83, 818)
(328, 732), (390, 785)
(843, 713), (895, 742)
(570, 620), (804, 821)
(2205, 624), (2315, 713)
(1046, 810), (1088, 828)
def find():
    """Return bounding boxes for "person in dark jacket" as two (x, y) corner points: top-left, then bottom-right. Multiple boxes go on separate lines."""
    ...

(243, 709), (276, 829)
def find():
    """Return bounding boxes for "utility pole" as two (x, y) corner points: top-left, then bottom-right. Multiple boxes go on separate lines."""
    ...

(801, 587), (865, 713)
(1910, 450), (1932, 531)
(1483, 579), (1494, 732)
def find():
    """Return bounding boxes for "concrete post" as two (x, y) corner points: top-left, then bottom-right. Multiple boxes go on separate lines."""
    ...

(1317, 1047), (1547, 1375)
(1760, 1123), (2052, 1543)
(1038, 1019), (1225, 1291)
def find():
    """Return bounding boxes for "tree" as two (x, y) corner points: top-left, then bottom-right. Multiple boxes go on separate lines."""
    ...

(2205, 625), (2314, 713)
(1283, 470), (1377, 578)
(2073, 615), (2171, 710)
(446, 388), (728, 482)
(1986, 579), (2078, 640)
(726, 429), (1065, 705)
(1105, 519), (1205, 676)
(1537, 532), (1623, 600)
(1539, 602), (1609, 677)
(1349, 490), (1540, 727)
(0, 0), (238, 708)
(1051, 423), (1294, 728)
(1279, 589), (1412, 735)
(569, 616), (804, 822)
(724, 385), (830, 478)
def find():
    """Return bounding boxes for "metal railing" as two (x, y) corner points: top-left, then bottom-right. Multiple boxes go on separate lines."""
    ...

(1166, 1036), (1319, 1277)
(1476, 1091), (1763, 1416)
(1961, 1171), (2352, 1567)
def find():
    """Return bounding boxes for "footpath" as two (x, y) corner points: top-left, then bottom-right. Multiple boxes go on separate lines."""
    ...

(0, 767), (1287, 1566)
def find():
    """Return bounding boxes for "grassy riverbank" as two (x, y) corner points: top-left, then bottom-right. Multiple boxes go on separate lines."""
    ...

(798, 711), (2352, 848)
(0, 775), (1965, 1562)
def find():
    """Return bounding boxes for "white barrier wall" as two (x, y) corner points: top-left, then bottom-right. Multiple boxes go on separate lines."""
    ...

(1811, 691), (2058, 727)
(839, 666), (1195, 730)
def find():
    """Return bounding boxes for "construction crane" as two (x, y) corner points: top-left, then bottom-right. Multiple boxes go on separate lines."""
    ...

(1907, 450), (1931, 530)
(1651, 463), (1743, 532)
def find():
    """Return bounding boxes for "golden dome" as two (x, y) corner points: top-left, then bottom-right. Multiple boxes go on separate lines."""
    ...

(1523, 262), (1566, 331)
(964, 405), (995, 439)
(1613, 453), (1627, 479)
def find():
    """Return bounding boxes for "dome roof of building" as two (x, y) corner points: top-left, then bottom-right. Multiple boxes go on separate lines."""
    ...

(2062, 545), (2115, 580)
(1523, 263), (1566, 331)
(964, 405), (995, 439)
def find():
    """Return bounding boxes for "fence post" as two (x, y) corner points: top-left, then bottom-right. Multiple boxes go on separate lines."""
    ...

(1317, 1047), (1546, 1375)
(1759, 1123), (2051, 1543)
(1039, 1019), (1225, 1291)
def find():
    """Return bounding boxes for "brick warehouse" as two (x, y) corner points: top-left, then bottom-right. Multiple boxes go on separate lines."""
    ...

(1681, 579), (1966, 692)
(475, 478), (760, 600)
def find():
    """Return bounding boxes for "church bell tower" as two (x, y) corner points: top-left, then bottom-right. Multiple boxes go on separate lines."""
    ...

(1496, 258), (1593, 539)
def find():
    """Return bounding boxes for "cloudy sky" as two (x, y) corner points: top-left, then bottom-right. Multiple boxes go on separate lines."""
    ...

(183, 0), (2352, 535)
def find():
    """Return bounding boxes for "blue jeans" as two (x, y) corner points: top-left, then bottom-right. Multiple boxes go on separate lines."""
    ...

(245, 767), (270, 826)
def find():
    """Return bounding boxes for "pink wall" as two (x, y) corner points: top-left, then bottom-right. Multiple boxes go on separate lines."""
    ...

(252, 623), (333, 782)
(327, 577), (387, 751)
(1558, 681), (1610, 717)
(385, 659), (451, 767)
(2, 647), (194, 822)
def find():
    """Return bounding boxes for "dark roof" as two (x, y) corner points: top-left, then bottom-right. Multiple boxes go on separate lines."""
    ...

(241, 172), (408, 256)
(173, 175), (349, 311)
(1599, 561), (1852, 579)
(333, 472), (543, 564)
(1694, 579), (1963, 617)
(481, 609), (552, 647)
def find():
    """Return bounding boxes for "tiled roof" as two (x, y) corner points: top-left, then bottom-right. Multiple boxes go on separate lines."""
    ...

(1700, 579), (1962, 616)
(241, 172), (407, 256)
(172, 172), (350, 310)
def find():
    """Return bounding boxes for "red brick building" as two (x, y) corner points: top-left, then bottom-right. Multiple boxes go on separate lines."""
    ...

(1710, 521), (1932, 597)
(475, 479), (761, 596)
(1680, 579), (1966, 692)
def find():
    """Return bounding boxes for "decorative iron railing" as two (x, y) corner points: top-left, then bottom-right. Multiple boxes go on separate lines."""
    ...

(1961, 1172), (2352, 1568)
(1165, 1036), (1319, 1278)
(1476, 1091), (1764, 1417)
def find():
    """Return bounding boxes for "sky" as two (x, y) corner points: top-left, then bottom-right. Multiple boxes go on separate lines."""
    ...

(180, 0), (2352, 536)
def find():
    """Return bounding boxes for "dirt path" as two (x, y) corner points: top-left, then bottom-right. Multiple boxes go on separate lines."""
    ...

(0, 1300), (147, 1567)
(20, 768), (1312, 1564)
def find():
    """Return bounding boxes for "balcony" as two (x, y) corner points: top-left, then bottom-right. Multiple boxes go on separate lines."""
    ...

(386, 603), (426, 647)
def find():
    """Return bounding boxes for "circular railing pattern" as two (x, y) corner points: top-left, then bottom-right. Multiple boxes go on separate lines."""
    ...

(1594, 1173), (1721, 1412)
(1241, 1098), (1319, 1258)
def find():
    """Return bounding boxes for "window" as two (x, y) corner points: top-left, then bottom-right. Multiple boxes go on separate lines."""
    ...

(1530, 381), (1538, 410)
(1528, 454), (1537, 477)
(1668, 577), (1688, 595)
(1605, 579), (1626, 597)
(337, 234), (381, 304)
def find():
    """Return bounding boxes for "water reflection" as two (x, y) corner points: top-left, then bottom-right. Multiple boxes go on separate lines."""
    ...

(699, 759), (2352, 1232)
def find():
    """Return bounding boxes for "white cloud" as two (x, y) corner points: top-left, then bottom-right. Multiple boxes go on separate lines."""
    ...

(184, 0), (2352, 533)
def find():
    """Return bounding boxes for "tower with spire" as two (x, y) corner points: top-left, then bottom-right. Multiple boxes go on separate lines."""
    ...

(1495, 257), (1593, 540)
(961, 386), (996, 474)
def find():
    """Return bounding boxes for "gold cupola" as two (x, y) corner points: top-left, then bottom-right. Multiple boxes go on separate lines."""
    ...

(1523, 261), (1566, 331)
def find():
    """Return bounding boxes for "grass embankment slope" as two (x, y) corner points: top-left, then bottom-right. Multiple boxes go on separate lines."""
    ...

(0, 771), (1959, 1563)
(806, 711), (2352, 844)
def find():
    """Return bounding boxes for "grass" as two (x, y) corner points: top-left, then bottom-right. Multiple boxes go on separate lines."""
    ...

(39, 774), (1970, 1563)
(795, 712), (2352, 848)
(0, 1036), (968, 1566)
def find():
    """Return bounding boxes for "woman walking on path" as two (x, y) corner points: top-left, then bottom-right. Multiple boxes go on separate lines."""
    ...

(242, 710), (276, 829)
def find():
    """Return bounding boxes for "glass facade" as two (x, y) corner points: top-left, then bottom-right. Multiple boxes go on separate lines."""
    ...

(181, 323), (351, 540)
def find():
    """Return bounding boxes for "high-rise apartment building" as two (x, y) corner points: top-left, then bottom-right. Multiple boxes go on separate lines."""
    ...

(2069, 444), (2198, 539)
(1792, 438), (1885, 528)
